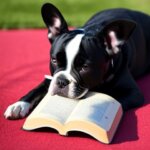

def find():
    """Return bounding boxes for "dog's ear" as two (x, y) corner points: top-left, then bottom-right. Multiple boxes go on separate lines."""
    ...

(100, 20), (136, 55)
(41, 3), (68, 42)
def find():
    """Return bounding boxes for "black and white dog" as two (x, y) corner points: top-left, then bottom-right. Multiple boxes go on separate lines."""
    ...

(5, 3), (150, 119)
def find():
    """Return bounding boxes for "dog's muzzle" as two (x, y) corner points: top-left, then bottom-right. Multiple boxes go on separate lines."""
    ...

(48, 72), (88, 99)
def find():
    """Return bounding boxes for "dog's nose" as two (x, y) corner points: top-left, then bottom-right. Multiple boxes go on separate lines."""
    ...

(56, 76), (70, 88)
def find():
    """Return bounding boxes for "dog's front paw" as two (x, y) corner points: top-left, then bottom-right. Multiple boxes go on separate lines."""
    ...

(4, 101), (31, 119)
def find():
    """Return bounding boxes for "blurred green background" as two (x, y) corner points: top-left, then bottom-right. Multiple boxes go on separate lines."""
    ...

(0, 0), (150, 29)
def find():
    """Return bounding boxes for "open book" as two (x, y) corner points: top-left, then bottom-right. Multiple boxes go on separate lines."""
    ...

(23, 92), (123, 144)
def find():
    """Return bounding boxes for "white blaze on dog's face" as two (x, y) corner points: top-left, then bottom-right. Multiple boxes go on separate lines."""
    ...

(49, 34), (88, 99)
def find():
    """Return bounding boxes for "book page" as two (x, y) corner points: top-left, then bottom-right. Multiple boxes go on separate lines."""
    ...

(30, 93), (78, 124)
(65, 92), (121, 131)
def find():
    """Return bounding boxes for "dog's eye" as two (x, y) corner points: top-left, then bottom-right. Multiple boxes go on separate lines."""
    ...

(51, 58), (57, 65)
(81, 64), (89, 71)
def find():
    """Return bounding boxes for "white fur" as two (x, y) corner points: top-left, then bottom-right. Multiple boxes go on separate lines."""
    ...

(65, 34), (84, 72)
(4, 101), (31, 119)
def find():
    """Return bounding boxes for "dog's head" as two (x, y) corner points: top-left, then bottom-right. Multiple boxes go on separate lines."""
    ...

(41, 3), (136, 99)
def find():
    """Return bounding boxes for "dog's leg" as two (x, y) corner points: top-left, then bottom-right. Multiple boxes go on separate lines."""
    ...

(4, 79), (50, 119)
(107, 70), (144, 111)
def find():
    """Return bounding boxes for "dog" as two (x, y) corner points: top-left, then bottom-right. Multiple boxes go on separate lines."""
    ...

(5, 3), (150, 119)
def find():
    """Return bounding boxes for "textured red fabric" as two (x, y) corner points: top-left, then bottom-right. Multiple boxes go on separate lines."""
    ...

(0, 29), (150, 150)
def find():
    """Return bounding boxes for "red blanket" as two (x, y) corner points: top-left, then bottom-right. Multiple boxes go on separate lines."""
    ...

(0, 29), (150, 150)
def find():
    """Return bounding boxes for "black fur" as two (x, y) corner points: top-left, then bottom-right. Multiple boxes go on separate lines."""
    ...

(17, 3), (150, 113)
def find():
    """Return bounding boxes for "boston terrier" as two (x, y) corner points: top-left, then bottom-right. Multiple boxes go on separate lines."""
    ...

(5, 3), (150, 119)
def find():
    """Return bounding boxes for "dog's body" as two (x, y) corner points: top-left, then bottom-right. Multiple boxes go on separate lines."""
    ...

(5, 3), (150, 119)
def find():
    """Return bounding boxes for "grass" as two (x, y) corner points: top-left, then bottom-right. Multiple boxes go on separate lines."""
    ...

(0, 0), (150, 29)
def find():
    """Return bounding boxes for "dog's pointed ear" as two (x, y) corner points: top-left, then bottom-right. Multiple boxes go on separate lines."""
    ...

(99, 20), (136, 56)
(41, 3), (68, 42)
